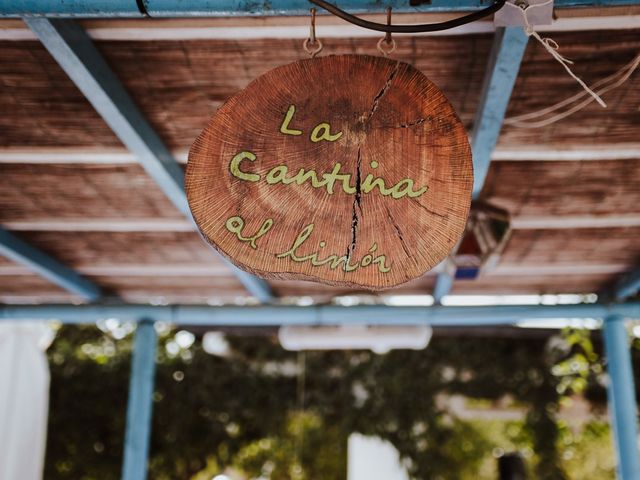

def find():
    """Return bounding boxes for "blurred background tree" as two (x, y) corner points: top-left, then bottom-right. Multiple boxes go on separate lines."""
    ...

(44, 323), (622, 480)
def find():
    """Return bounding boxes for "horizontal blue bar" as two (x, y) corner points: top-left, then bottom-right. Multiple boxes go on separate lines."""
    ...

(3, 0), (640, 17)
(1, 303), (638, 326)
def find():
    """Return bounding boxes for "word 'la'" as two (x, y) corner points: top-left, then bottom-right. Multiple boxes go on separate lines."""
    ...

(280, 105), (343, 143)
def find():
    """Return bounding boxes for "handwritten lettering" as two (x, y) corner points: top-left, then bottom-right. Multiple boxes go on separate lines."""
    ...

(225, 216), (273, 249)
(280, 105), (342, 143)
(275, 223), (391, 273)
(229, 151), (260, 182)
(310, 123), (343, 143)
(279, 105), (303, 136)
(230, 153), (427, 199)
(225, 215), (392, 274)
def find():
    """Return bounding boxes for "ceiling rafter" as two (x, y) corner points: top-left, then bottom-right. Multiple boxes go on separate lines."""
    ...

(433, 26), (528, 304)
(0, 227), (102, 301)
(24, 18), (274, 302)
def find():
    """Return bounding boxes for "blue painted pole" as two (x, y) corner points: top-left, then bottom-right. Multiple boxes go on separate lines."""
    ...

(25, 18), (273, 302)
(603, 314), (640, 480)
(4, 0), (640, 17)
(471, 26), (529, 199)
(122, 320), (157, 480)
(615, 269), (640, 302)
(0, 227), (102, 301)
(432, 26), (528, 303)
(1, 302), (640, 326)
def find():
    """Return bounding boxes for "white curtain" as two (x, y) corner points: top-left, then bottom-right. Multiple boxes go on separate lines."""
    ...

(0, 322), (55, 480)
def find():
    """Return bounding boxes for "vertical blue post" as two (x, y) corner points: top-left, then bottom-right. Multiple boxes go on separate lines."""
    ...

(603, 314), (640, 480)
(122, 320), (157, 480)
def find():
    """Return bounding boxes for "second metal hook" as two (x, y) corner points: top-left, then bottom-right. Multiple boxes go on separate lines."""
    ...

(303, 7), (324, 58)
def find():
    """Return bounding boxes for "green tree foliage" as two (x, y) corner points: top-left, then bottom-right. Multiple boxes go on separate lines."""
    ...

(44, 325), (617, 480)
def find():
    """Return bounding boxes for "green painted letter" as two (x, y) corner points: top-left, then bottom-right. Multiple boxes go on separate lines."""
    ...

(229, 151), (260, 182)
(280, 105), (303, 136)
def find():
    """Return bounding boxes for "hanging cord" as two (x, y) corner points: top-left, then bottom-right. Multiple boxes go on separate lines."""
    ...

(377, 8), (397, 57)
(308, 0), (506, 33)
(303, 8), (324, 57)
(504, 51), (640, 128)
(511, 0), (606, 110)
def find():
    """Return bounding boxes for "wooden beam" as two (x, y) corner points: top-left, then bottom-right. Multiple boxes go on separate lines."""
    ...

(1, 145), (637, 164)
(24, 18), (274, 302)
(0, 227), (102, 301)
(4, 213), (639, 233)
(510, 215), (640, 229)
(0, 264), (235, 277)
(491, 144), (640, 161)
(1, 219), (196, 232)
(490, 264), (629, 276)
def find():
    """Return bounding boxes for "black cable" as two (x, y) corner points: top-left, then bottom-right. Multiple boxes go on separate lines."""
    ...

(308, 0), (505, 33)
(135, 0), (150, 17)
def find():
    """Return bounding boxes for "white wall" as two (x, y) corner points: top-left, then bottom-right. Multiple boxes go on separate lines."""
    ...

(347, 433), (410, 480)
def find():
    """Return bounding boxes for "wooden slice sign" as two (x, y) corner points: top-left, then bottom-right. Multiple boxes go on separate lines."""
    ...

(186, 54), (472, 290)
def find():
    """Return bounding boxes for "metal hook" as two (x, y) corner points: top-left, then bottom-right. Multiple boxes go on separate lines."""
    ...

(303, 7), (324, 58)
(377, 7), (396, 57)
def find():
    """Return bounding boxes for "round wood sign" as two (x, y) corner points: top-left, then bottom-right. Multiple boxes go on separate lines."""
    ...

(187, 55), (472, 290)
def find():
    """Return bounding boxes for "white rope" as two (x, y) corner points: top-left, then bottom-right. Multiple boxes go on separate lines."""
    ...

(528, 30), (607, 108)
(504, 52), (640, 128)
(516, 0), (606, 107)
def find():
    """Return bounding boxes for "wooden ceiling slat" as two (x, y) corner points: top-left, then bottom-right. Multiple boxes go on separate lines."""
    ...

(0, 36), (492, 149)
(482, 159), (640, 217)
(451, 274), (617, 294)
(498, 228), (640, 267)
(1, 30), (638, 301)
(0, 274), (80, 303)
(500, 29), (640, 147)
(2, 31), (638, 151)
(0, 163), (183, 221)
(1, 231), (227, 268)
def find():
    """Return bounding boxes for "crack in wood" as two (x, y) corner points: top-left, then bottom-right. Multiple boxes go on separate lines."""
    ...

(348, 147), (363, 260)
(397, 118), (426, 128)
(412, 199), (448, 219)
(385, 205), (412, 259)
(365, 61), (401, 122)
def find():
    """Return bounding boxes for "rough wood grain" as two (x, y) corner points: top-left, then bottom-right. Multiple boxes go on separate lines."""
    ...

(187, 54), (472, 289)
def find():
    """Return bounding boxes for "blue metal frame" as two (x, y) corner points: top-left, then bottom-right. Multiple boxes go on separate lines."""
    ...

(3, 0), (640, 16)
(25, 18), (190, 217)
(471, 27), (528, 199)
(122, 320), (157, 480)
(1, 302), (638, 325)
(603, 314), (640, 480)
(433, 26), (528, 304)
(0, 227), (102, 301)
(25, 18), (273, 302)
(6, 6), (639, 479)
(614, 269), (640, 302)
